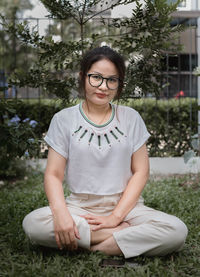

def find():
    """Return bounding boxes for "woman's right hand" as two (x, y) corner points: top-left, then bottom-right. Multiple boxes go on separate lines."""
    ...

(44, 148), (80, 250)
(53, 208), (80, 251)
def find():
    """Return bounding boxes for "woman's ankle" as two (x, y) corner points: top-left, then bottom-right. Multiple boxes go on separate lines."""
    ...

(90, 221), (130, 245)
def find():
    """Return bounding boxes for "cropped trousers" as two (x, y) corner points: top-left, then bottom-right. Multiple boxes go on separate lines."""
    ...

(22, 193), (188, 258)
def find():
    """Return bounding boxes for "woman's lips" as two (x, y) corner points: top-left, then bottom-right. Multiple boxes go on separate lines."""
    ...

(96, 93), (107, 98)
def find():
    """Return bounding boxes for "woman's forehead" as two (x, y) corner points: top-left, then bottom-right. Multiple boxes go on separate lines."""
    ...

(88, 59), (118, 76)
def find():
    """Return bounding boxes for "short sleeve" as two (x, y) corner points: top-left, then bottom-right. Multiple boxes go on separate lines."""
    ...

(131, 112), (150, 153)
(44, 113), (68, 159)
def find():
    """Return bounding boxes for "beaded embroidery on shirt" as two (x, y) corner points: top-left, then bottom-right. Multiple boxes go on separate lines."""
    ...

(71, 102), (127, 149)
(72, 125), (127, 149)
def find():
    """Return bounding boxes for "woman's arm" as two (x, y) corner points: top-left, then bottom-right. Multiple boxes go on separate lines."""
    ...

(112, 143), (149, 220)
(83, 143), (149, 230)
(44, 147), (80, 250)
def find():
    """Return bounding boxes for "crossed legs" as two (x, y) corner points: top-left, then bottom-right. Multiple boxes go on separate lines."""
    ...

(90, 221), (130, 255)
(89, 206), (188, 258)
(23, 204), (188, 258)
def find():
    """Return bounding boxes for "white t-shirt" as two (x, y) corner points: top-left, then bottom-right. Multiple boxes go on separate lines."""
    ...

(44, 102), (150, 195)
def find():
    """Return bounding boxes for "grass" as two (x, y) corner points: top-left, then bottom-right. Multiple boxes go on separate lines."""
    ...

(0, 172), (200, 277)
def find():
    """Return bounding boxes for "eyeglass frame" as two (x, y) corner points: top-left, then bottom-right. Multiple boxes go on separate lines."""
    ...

(87, 73), (120, 90)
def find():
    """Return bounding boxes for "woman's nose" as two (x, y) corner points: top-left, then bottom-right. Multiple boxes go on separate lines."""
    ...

(99, 79), (108, 90)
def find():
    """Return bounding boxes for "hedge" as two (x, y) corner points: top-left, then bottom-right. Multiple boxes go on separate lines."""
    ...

(128, 98), (198, 156)
(0, 98), (198, 157)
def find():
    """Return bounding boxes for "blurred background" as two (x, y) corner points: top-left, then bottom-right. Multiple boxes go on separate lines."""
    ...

(0, 0), (200, 100)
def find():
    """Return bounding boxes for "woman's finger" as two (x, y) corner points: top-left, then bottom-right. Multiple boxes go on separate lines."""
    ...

(87, 218), (103, 224)
(91, 224), (104, 231)
(81, 214), (96, 220)
(74, 225), (80, 240)
(55, 232), (62, 250)
(81, 215), (103, 223)
(68, 231), (77, 250)
(60, 232), (69, 248)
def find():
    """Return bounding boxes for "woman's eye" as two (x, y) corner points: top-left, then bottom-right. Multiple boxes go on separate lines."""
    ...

(92, 75), (102, 80)
(109, 78), (117, 83)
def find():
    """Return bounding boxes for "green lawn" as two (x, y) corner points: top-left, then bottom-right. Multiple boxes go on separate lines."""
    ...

(0, 172), (199, 277)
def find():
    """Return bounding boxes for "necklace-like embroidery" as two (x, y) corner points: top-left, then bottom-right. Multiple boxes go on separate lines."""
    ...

(72, 103), (127, 149)
(79, 101), (115, 128)
(72, 125), (127, 149)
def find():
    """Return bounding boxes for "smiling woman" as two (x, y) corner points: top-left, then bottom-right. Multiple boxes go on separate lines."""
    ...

(22, 46), (188, 259)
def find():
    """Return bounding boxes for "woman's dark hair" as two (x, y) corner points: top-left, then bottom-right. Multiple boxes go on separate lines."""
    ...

(79, 46), (126, 100)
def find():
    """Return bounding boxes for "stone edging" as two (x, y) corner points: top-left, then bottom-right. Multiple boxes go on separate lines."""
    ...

(27, 157), (200, 175)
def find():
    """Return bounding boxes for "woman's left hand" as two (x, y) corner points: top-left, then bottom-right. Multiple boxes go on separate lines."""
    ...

(81, 213), (121, 231)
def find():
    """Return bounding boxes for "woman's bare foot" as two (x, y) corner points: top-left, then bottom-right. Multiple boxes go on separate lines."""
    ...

(90, 235), (123, 255)
(90, 221), (130, 245)
(118, 221), (130, 229)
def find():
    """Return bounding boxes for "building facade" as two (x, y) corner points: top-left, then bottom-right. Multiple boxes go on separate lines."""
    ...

(161, 0), (200, 98)
(166, 0), (200, 133)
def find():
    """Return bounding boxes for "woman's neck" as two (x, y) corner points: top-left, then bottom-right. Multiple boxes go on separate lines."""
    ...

(84, 100), (110, 114)
(82, 100), (112, 125)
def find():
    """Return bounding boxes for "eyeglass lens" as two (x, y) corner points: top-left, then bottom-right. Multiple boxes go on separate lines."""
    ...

(88, 74), (119, 90)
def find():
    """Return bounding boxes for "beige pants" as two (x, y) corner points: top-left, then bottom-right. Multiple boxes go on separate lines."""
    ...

(22, 193), (188, 258)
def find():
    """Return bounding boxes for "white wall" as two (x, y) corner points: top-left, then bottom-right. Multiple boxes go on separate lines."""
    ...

(29, 157), (200, 174)
(191, 0), (199, 10)
(178, 0), (200, 11)
(111, 0), (145, 18)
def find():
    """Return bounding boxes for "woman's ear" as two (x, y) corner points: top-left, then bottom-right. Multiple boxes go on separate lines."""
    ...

(78, 71), (85, 98)
(79, 71), (83, 80)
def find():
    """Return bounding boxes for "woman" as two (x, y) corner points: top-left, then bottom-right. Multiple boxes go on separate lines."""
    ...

(23, 46), (188, 258)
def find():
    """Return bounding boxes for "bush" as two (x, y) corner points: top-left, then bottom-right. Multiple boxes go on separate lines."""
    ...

(0, 99), (75, 178)
(128, 98), (198, 156)
(0, 98), (197, 178)
(0, 100), (41, 178)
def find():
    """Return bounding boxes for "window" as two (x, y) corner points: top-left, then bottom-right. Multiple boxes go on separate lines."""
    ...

(167, 0), (191, 10)
(162, 54), (197, 72)
(178, 0), (186, 7)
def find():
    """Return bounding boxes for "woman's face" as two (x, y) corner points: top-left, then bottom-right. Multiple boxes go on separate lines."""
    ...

(84, 59), (119, 106)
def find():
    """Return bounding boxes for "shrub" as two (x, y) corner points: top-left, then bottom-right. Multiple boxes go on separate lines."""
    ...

(0, 99), (76, 178)
(0, 100), (41, 178)
(128, 98), (198, 156)
(0, 98), (197, 178)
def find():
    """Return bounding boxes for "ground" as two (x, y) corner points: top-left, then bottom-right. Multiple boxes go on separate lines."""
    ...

(0, 172), (199, 277)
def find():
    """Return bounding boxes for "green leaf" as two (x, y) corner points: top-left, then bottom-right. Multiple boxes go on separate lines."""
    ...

(184, 150), (196, 164)
(191, 137), (199, 151)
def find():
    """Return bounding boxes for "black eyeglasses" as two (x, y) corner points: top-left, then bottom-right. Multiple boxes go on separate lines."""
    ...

(87, 73), (120, 90)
